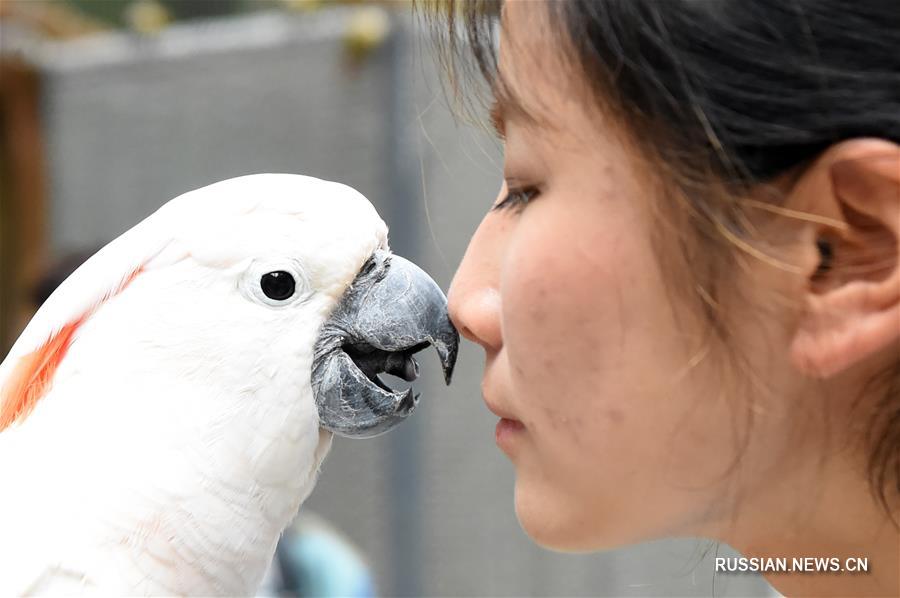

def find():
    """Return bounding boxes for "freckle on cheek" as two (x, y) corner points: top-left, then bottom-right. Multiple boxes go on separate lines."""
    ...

(513, 360), (526, 377)
(539, 405), (588, 447)
(606, 409), (624, 425)
(568, 418), (587, 449)
(541, 406), (561, 431)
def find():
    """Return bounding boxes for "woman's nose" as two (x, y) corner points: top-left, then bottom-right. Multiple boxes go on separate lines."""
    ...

(448, 216), (505, 354)
(448, 283), (502, 352)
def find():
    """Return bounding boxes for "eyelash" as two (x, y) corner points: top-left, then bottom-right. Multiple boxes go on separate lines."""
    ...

(492, 185), (540, 212)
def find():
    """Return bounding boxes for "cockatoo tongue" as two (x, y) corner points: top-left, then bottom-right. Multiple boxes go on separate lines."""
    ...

(311, 251), (458, 438)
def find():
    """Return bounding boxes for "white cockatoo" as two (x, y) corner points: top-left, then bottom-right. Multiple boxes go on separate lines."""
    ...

(0, 174), (458, 595)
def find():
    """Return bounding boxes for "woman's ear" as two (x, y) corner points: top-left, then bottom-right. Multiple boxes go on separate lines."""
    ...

(788, 139), (900, 379)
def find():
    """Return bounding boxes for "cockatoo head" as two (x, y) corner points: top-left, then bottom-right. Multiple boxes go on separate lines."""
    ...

(1, 174), (457, 440)
(0, 174), (457, 594)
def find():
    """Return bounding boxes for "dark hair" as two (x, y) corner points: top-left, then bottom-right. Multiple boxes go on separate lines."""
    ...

(429, 0), (899, 516)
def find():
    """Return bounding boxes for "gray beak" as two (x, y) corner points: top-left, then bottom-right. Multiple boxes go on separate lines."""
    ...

(311, 250), (459, 438)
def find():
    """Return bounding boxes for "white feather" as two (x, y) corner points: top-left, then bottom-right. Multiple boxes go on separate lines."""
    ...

(0, 174), (388, 595)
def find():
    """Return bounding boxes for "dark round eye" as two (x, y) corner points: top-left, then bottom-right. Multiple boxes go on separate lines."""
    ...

(260, 271), (296, 301)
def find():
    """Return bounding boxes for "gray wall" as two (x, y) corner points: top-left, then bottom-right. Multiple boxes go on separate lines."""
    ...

(18, 8), (774, 597)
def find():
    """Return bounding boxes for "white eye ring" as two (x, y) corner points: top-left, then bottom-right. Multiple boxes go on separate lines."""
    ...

(241, 260), (311, 308)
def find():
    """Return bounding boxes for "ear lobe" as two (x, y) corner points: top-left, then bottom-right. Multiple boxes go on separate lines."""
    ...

(789, 140), (900, 379)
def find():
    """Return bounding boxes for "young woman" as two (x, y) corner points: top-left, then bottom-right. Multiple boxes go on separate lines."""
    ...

(436, 1), (899, 596)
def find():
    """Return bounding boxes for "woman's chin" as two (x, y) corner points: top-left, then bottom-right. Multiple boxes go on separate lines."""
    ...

(513, 481), (618, 553)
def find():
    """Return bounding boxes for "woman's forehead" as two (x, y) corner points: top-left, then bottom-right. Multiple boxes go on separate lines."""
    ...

(498, 1), (558, 91)
(496, 2), (608, 141)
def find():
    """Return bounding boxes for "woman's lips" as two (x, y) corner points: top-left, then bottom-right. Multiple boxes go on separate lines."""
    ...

(482, 380), (525, 451)
(495, 417), (525, 450)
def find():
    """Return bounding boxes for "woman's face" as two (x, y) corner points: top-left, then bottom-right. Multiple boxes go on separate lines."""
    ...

(447, 3), (789, 550)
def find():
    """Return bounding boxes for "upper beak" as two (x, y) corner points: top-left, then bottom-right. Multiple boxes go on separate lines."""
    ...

(311, 251), (459, 438)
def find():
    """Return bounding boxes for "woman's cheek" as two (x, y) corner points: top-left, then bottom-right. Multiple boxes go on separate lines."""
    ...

(502, 207), (627, 392)
(501, 206), (674, 486)
(501, 211), (629, 452)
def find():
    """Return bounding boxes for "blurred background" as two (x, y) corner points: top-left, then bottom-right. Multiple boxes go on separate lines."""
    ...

(0, 1), (776, 596)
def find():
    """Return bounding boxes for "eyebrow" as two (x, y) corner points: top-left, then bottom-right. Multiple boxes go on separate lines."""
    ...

(489, 98), (506, 138)
(489, 89), (538, 139)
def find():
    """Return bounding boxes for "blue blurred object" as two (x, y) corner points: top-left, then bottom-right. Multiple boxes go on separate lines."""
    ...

(258, 512), (376, 598)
